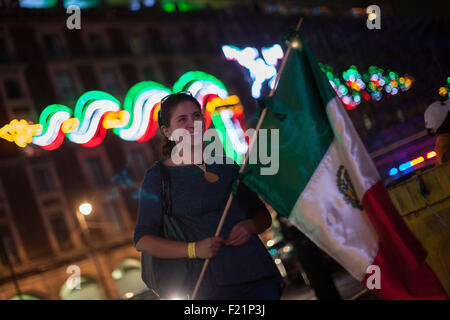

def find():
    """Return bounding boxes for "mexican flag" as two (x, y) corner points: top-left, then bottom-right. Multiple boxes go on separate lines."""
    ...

(239, 38), (448, 299)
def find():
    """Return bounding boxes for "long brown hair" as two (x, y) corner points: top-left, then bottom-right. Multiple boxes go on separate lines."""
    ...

(157, 93), (202, 159)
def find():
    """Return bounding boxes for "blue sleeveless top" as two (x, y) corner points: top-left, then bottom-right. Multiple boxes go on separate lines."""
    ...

(134, 156), (284, 289)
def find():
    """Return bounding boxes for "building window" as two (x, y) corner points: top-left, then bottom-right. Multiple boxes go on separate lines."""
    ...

(54, 71), (77, 100)
(159, 62), (176, 83)
(4, 79), (23, 99)
(48, 211), (72, 250)
(0, 37), (11, 63)
(85, 157), (108, 187)
(43, 34), (64, 59)
(142, 66), (158, 81)
(88, 34), (107, 56)
(101, 69), (121, 95)
(129, 34), (144, 56)
(102, 200), (124, 233)
(33, 167), (56, 193)
(0, 224), (21, 266)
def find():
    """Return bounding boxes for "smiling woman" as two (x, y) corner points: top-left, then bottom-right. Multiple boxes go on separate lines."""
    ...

(133, 92), (285, 300)
(157, 92), (205, 161)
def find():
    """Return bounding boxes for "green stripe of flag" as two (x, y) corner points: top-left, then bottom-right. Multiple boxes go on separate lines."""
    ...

(239, 40), (337, 217)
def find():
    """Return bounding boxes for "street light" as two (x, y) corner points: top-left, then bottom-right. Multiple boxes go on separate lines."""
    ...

(79, 203), (93, 216)
(75, 201), (113, 300)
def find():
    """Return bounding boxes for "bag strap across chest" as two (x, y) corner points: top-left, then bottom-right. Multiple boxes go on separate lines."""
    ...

(159, 161), (172, 218)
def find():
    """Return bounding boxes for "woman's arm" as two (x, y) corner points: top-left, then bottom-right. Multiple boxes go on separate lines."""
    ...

(226, 179), (272, 246)
(136, 235), (188, 258)
(136, 234), (225, 259)
(243, 208), (272, 234)
(225, 209), (271, 247)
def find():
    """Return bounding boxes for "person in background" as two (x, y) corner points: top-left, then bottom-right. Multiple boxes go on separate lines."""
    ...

(424, 98), (450, 164)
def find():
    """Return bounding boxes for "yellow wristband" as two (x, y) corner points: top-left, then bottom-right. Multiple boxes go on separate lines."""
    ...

(188, 242), (196, 259)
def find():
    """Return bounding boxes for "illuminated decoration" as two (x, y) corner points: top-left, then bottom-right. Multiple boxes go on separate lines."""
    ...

(116, 82), (171, 142)
(106, 0), (156, 10)
(389, 168), (399, 176)
(319, 62), (414, 110)
(222, 45), (284, 98)
(223, 44), (413, 107)
(388, 151), (436, 176)
(68, 91), (121, 148)
(220, 109), (248, 155)
(173, 71), (228, 104)
(79, 202), (93, 215)
(19, 0), (199, 10)
(61, 118), (80, 133)
(210, 110), (245, 165)
(0, 71), (249, 152)
(103, 110), (130, 129)
(19, 0), (57, 8)
(32, 104), (73, 151)
(0, 120), (42, 148)
(63, 0), (100, 9)
(438, 77), (450, 99)
(160, 0), (203, 12)
(427, 151), (437, 159)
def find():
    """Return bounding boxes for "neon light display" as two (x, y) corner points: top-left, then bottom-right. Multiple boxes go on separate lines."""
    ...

(319, 63), (414, 110)
(0, 71), (249, 154)
(0, 120), (42, 148)
(388, 151), (436, 176)
(63, 0), (100, 9)
(222, 45), (284, 99)
(222, 44), (414, 109)
(438, 77), (450, 99)
(19, 0), (57, 8)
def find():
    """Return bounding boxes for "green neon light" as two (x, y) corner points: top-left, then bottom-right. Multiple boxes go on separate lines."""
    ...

(113, 81), (171, 135)
(161, 1), (176, 12)
(172, 71), (228, 93)
(37, 104), (72, 135)
(19, 0), (57, 8)
(74, 91), (120, 120)
(211, 110), (242, 164)
(63, 0), (100, 9)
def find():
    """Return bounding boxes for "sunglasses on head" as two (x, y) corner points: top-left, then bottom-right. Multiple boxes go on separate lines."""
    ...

(160, 90), (193, 105)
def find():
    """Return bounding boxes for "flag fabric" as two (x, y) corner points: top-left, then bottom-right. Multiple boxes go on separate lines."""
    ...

(239, 38), (448, 299)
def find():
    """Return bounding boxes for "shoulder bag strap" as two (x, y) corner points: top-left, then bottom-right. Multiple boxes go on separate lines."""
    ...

(159, 161), (172, 217)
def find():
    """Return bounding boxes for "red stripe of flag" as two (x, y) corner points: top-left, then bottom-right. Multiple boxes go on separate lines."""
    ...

(361, 181), (448, 299)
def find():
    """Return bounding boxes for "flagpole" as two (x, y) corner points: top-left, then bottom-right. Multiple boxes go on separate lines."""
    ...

(190, 17), (304, 300)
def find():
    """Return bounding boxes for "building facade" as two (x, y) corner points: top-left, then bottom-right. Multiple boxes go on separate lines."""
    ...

(0, 2), (448, 299)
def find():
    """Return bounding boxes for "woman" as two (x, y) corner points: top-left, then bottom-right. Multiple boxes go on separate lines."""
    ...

(134, 92), (284, 300)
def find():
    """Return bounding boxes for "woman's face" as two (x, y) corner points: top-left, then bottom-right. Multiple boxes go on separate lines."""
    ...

(162, 101), (205, 146)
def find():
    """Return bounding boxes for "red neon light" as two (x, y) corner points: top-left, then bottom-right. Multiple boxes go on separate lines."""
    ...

(81, 114), (108, 148)
(137, 106), (159, 143)
(41, 129), (65, 151)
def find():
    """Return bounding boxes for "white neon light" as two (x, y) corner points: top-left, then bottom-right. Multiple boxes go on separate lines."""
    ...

(68, 100), (120, 144)
(261, 44), (284, 66)
(187, 81), (228, 101)
(32, 111), (71, 146)
(220, 109), (248, 154)
(118, 89), (169, 141)
(222, 45), (282, 99)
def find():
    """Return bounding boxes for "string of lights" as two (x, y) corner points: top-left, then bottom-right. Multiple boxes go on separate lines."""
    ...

(0, 71), (248, 152)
